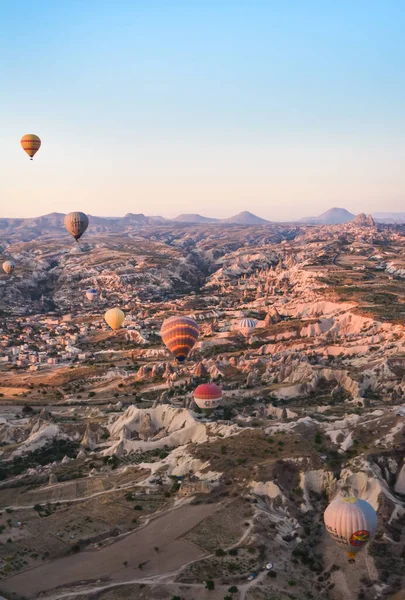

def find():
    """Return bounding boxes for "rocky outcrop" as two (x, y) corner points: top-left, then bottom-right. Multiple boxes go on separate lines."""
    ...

(264, 306), (281, 326)
(139, 413), (154, 440)
(81, 423), (97, 450)
(353, 213), (375, 227)
(192, 362), (208, 378)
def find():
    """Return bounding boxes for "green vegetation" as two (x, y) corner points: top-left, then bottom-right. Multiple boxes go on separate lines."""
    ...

(0, 440), (79, 480)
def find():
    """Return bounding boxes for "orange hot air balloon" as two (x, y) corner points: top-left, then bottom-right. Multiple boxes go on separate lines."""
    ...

(21, 134), (41, 160)
(161, 316), (199, 362)
(64, 212), (89, 242)
(2, 260), (15, 275)
(104, 308), (125, 331)
(194, 383), (222, 412)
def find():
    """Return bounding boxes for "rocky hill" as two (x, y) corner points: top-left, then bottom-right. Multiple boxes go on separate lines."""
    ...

(300, 207), (356, 224)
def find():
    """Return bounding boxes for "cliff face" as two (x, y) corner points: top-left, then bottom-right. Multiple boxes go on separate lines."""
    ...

(353, 213), (375, 227)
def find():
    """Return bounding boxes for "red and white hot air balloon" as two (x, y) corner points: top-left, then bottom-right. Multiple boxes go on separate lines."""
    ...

(193, 383), (222, 413)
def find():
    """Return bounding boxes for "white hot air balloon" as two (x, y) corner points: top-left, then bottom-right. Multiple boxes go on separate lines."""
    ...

(324, 495), (377, 562)
(238, 318), (257, 337)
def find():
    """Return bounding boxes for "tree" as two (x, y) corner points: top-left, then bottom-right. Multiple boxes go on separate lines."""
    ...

(205, 580), (215, 591)
(228, 586), (238, 594)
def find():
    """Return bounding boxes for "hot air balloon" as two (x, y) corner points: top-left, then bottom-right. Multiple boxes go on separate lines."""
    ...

(64, 212), (89, 242)
(324, 495), (377, 562)
(2, 260), (15, 275)
(20, 134), (41, 160)
(86, 289), (98, 302)
(194, 383), (222, 413)
(161, 316), (199, 362)
(104, 308), (125, 332)
(238, 318), (257, 337)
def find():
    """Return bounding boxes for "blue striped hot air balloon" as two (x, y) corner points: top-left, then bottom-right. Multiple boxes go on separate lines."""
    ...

(161, 316), (199, 362)
(238, 318), (257, 337)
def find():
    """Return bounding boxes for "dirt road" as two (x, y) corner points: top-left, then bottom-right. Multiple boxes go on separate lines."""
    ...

(1, 502), (218, 599)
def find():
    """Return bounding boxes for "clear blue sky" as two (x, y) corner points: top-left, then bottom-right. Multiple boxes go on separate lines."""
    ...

(1, 1), (405, 219)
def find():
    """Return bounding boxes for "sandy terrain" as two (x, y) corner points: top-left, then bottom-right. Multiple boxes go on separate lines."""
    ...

(1, 502), (219, 598)
(0, 386), (28, 396)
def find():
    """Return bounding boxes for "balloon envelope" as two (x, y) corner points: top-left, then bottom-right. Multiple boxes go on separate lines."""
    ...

(324, 496), (377, 560)
(161, 316), (199, 362)
(104, 308), (125, 331)
(21, 134), (41, 159)
(238, 318), (257, 337)
(86, 289), (98, 302)
(2, 260), (15, 275)
(64, 212), (89, 241)
(194, 383), (222, 411)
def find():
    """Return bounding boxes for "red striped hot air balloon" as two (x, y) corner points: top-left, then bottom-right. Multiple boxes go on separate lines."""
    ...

(20, 134), (41, 160)
(194, 383), (222, 412)
(161, 316), (199, 362)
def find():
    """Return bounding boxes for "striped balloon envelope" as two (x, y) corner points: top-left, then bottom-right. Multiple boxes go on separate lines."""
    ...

(194, 383), (222, 411)
(238, 318), (257, 337)
(161, 316), (199, 362)
(21, 134), (41, 160)
(64, 211), (89, 242)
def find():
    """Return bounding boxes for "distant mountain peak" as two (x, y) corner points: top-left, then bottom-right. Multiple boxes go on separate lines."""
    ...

(173, 214), (219, 223)
(222, 211), (270, 225)
(299, 207), (355, 225)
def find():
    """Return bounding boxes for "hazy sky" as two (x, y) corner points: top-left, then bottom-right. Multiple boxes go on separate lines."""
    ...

(1, 1), (405, 220)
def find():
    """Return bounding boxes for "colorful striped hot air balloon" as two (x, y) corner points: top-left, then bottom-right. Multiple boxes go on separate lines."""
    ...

(2, 260), (15, 275)
(324, 495), (377, 562)
(85, 289), (98, 302)
(104, 308), (125, 331)
(20, 134), (41, 160)
(64, 212), (89, 242)
(194, 383), (222, 412)
(161, 316), (199, 362)
(238, 318), (257, 337)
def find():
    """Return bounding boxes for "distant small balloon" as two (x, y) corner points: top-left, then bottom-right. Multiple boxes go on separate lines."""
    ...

(2, 260), (15, 275)
(64, 212), (89, 242)
(105, 308), (125, 331)
(20, 134), (41, 160)
(238, 318), (257, 337)
(86, 289), (98, 302)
